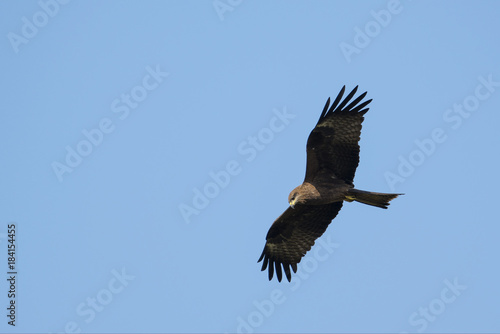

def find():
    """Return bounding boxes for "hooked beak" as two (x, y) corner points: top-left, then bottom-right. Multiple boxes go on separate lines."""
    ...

(289, 198), (296, 209)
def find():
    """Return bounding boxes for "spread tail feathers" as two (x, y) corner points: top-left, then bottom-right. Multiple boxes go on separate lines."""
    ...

(346, 189), (402, 209)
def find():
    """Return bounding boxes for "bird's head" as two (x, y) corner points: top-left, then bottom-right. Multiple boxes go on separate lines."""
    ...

(288, 183), (321, 208)
(288, 186), (306, 209)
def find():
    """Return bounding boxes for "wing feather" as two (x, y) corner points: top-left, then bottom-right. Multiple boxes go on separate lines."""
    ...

(334, 85), (358, 111)
(257, 86), (371, 282)
(327, 86), (345, 114)
(258, 202), (343, 282)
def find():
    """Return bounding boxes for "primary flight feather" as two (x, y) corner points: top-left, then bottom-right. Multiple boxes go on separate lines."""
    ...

(258, 86), (402, 282)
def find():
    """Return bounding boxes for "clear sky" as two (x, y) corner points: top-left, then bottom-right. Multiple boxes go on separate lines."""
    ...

(1, 1), (499, 333)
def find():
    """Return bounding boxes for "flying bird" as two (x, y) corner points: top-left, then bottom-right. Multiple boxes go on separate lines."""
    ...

(258, 86), (402, 282)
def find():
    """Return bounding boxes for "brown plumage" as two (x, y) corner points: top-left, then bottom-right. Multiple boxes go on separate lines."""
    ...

(258, 86), (402, 282)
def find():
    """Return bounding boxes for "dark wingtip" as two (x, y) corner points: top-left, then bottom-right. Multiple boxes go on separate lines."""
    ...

(275, 262), (283, 282)
(336, 86), (359, 111)
(260, 257), (299, 282)
(343, 91), (365, 110)
(324, 86), (346, 117)
(260, 255), (268, 271)
(284, 264), (292, 282)
(318, 97), (331, 123)
(321, 85), (372, 119)
(257, 251), (264, 263)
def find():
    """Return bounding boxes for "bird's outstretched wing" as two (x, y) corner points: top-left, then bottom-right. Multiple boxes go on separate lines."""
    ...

(258, 202), (343, 282)
(304, 86), (372, 185)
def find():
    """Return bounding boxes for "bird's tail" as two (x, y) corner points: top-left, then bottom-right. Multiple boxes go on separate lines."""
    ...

(346, 189), (402, 209)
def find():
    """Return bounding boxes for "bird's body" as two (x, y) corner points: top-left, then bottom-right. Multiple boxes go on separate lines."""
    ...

(258, 86), (402, 282)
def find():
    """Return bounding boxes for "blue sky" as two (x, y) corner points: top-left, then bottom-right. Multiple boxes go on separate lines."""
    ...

(1, 1), (500, 333)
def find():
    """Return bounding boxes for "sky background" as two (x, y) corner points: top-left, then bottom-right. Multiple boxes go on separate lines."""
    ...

(1, 1), (499, 333)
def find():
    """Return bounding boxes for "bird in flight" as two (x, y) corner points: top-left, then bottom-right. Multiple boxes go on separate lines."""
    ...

(258, 86), (402, 282)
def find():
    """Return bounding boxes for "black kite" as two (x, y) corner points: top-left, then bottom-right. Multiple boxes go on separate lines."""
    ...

(258, 86), (402, 282)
